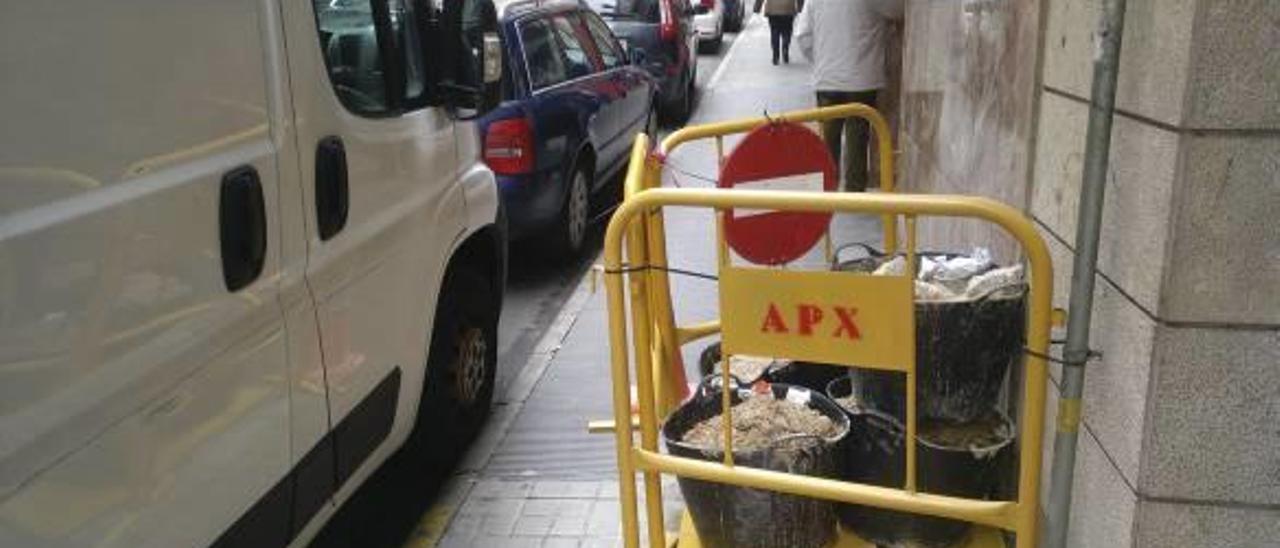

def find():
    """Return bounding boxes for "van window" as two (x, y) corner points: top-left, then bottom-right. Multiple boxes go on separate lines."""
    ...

(312, 0), (430, 115)
(521, 19), (569, 90)
(549, 14), (598, 79)
(583, 0), (659, 22)
(390, 0), (427, 104)
(313, 0), (392, 115)
(583, 12), (624, 70)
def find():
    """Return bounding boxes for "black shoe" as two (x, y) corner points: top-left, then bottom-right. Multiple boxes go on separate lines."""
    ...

(783, 51), (790, 64)
(772, 54), (779, 65)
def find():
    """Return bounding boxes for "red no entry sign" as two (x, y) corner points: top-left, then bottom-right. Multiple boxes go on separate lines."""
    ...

(719, 121), (837, 265)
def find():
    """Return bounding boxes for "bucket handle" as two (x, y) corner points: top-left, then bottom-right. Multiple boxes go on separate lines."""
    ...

(831, 241), (885, 268)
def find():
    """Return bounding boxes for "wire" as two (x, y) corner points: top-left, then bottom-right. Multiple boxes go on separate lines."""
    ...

(602, 263), (719, 282)
(664, 161), (718, 186)
(1024, 346), (1101, 367)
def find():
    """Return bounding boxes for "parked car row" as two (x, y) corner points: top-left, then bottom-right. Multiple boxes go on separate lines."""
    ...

(481, 0), (750, 257)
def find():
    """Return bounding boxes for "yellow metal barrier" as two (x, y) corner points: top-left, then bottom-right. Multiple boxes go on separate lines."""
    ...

(604, 104), (1054, 548)
(626, 103), (900, 419)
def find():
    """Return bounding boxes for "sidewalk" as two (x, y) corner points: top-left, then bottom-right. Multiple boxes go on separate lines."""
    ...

(414, 15), (882, 547)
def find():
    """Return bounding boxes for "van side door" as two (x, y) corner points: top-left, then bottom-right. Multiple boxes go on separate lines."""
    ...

(279, 0), (466, 504)
(0, 1), (292, 546)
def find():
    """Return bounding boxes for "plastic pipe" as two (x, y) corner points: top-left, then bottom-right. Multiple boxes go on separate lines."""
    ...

(1044, 0), (1127, 546)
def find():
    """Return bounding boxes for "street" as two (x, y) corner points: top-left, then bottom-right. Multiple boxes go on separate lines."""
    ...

(4, 0), (1274, 546)
(400, 13), (884, 547)
(309, 27), (749, 548)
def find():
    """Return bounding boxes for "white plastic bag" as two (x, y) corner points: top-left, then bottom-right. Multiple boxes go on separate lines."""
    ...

(965, 265), (1024, 299)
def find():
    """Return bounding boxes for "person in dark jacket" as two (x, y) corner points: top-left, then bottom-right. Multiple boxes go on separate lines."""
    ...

(756, 0), (800, 65)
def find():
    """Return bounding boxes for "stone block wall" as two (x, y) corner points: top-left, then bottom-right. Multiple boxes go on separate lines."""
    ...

(898, 0), (1279, 545)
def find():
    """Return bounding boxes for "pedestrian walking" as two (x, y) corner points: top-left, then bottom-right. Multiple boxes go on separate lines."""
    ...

(795, 0), (902, 191)
(755, 0), (801, 65)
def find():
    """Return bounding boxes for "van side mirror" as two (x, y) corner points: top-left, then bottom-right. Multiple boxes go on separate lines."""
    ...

(437, 0), (502, 119)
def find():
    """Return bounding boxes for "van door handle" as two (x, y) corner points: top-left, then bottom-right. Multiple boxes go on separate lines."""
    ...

(315, 136), (349, 241)
(219, 166), (267, 292)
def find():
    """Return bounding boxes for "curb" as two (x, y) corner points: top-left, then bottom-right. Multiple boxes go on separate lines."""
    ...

(403, 259), (600, 547)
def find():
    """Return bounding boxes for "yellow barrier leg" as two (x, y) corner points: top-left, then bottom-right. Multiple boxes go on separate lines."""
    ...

(904, 215), (918, 493)
(608, 136), (655, 548)
(626, 212), (667, 547)
(605, 261), (640, 548)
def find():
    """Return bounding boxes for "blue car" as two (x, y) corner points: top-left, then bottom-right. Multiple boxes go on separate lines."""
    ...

(481, 0), (658, 256)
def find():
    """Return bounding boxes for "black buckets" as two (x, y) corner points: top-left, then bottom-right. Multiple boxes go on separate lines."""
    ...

(663, 384), (850, 548)
(852, 287), (1026, 422)
(833, 249), (1028, 423)
(825, 247), (1024, 545)
(826, 377), (1014, 546)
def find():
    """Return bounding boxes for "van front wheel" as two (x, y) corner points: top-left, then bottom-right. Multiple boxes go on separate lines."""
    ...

(416, 263), (497, 465)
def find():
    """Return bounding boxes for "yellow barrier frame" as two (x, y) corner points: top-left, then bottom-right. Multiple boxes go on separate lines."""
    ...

(627, 103), (900, 416)
(605, 104), (1053, 548)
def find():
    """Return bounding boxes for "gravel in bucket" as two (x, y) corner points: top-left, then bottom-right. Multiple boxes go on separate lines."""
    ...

(663, 385), (851, 548)
(682, 395), (840, 452)
(919, 413), (1011, 450)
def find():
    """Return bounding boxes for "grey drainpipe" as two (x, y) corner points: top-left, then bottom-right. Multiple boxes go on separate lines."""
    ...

(1044, 0), (1128, 546)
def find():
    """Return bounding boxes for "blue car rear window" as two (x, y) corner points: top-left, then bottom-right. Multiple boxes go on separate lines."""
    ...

(520, 19), (570, 90)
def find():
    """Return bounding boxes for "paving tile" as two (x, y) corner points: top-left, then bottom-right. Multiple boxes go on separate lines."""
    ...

(542, 538), (581, 548)
(595, 481), (619, 499)
(512, 515), (555, 537)
(521, 498), (593, 518)
(468, 535), (544, 548)
(481, 512), (521, 537)
(471, 478), (535, 500)
(460, 496), (524, 518)
(437, 513), (481, 544)
(548, 516), (588, 537)
(531, 480), (600, 499)
(586, 502), (622, 537)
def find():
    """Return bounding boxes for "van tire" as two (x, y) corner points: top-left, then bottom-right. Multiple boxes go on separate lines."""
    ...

(416, 263), (497, 465)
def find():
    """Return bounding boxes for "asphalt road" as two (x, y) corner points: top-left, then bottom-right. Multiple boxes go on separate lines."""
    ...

(309, 30), (743, 548)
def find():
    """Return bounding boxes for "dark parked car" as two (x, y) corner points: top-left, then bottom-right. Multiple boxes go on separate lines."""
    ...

(584, 0), (698, 122)
(480, 0), (658, 256)
(723, 0), (746, 31)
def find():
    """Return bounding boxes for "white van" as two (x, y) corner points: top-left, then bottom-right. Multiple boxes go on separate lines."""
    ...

(0, 1), (505, 546)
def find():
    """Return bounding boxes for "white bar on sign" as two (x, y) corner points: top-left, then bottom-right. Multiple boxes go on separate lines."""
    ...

(732, 172), (825, 218)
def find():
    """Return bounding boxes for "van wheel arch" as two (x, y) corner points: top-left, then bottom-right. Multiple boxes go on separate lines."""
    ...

(411, 226), (504, 464)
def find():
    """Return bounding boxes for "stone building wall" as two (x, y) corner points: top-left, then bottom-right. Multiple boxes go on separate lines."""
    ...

(895, 0), (1279, 545)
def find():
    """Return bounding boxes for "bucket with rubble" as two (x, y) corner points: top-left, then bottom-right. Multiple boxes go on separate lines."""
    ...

(833, 246), (1028, 422)
(825, 376), (1015, 547)
(662, 383), (850, 548)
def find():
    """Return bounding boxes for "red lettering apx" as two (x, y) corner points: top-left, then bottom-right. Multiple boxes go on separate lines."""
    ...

(797, 304), (824, 335)
(761, 303), (789, 333)
(832, 306), (861, 339)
